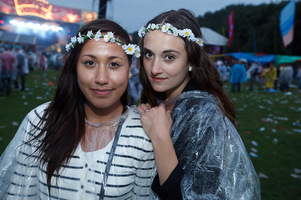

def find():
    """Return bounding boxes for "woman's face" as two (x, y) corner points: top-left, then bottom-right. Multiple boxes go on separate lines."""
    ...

(77, 38), (130, 114)
(143, 30), (190, 100)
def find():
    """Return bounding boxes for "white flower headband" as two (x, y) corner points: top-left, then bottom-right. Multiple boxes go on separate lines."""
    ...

(65, 30), (141, 58)
(138, 23), (204, 48)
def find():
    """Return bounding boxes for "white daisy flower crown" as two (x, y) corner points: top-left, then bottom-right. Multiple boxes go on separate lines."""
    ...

(65, 30), (141, 58)
(138, 23), (204, 48)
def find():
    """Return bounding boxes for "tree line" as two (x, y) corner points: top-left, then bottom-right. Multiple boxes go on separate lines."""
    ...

(197, 1), (301, 55)
(131, 1), (300, 55)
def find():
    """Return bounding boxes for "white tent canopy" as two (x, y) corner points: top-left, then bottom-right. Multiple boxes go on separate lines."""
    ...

(201, 27), (228, 46)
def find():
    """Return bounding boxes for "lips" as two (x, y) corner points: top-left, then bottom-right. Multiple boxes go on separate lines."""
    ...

(151, 76), (167, 83)
(91, 88), (113, 96)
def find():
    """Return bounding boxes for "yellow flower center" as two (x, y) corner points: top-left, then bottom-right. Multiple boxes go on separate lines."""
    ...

(185, 31), (189, 35)
(128, 47), (133, 52)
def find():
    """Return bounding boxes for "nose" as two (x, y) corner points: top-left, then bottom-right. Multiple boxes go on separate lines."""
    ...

(151, 58), (163, 76)
(95, 66), (109, 85)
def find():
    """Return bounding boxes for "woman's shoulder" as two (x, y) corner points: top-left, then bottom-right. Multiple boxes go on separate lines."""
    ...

(174, 91), (223, 120)
(121, 106), (152, 143)
(25, 102), (50, 125)
(178, 91), (219, 108)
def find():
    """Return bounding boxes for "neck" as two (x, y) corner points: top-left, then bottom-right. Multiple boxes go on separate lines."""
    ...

(84, 101), (124, 124)
(165, 76), (190, 101)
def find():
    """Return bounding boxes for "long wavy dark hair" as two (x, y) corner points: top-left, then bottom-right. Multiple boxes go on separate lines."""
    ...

(34, 18), (133, 191)
(139, 9), (236, 124)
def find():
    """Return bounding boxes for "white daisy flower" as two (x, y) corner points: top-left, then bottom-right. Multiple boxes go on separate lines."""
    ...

(94, 30), (102, 41)
(150, 23), (156, 30)
(77, 33), (84, 43)
(197, 38), (204, 47)
(65, 43), (71, 51)
(104, 32), (114, 42)
(87, 31), (93, 38)
(71, 36), (77, 44)
(138, 27), (146, 37)
(114, 37), (121, 45)
(123, 44), (135, 55)
(182, 29), (192, 38)
(122, 44), (128, 51)
(146, 24), (152, 30)
(134, 47), (141, 58)
(161, 24), (170, 33)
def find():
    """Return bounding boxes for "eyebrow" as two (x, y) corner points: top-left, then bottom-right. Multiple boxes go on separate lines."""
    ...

(143, 47), (181, 54)
(81, 54), (124, 61)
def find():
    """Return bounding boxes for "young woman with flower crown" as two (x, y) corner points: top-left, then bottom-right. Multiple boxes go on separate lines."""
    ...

(137, 9), (261, 199)
(0, 18), (156, 199)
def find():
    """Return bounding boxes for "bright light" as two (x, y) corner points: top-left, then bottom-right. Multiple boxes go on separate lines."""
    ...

(9, 20), (63, 32)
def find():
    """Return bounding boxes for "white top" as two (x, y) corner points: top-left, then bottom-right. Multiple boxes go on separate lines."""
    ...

(2, 102), (156, 199)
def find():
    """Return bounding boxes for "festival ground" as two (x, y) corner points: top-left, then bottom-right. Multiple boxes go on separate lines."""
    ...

(0, 69), (300, 200)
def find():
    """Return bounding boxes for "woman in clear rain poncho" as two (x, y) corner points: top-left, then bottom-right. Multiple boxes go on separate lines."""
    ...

(137, 9), (261, 200)
(0, 19), (156, 199)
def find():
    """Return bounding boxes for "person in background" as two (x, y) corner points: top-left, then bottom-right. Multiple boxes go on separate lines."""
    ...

(262, 62), (277, 92)
(14, 47), (27, 91)
(296, 65), (301, 92)
(247, 61), (259, 91)
(128, 59), (143, 105)
(230, 59), (246, 92)
(26, 49), (35, 72)
(273, 64), (281, 90)
(137, 8), (260, 200)
(279, 63), (294, 91)
(0, 46), (16, 95)
(0, 18), (156, 199)
(38, 51), (48, 71)
(217, 60), (227, 82)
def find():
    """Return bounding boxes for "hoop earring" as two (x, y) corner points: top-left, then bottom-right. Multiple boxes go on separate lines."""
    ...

(189, 66), (193, 72)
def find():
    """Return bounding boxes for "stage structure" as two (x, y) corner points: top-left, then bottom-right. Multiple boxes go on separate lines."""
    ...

(0, 0), (98, 51)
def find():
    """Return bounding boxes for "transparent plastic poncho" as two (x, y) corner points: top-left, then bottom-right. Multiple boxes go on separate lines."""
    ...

(160, 91), (261, 199)
(0, 102), (156, 199)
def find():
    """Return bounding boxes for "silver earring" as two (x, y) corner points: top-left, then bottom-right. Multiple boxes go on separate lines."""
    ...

(129, 73), (132, 78)
(189, 66), (193, 72)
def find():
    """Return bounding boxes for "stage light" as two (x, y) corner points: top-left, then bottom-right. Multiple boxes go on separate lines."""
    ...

(9, 20), (63, 32)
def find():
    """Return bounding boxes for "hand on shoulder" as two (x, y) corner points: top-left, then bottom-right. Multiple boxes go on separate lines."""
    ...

(138, 103), (172, 142)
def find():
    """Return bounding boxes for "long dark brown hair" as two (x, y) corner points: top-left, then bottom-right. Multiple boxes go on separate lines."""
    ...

(139, 9), (236, 124)
(34, 18), (133, 191)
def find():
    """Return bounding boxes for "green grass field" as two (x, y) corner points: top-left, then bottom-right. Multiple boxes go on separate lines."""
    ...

(0, 69), (300, 199)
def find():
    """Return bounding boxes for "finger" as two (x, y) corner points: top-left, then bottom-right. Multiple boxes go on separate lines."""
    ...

(138, 104), (148, 112)
(146, 103), (152, 110)
(159, 103), (166, 110)
(167, 110), (172, 120)
(140, 103), (150, 112)
(137, 106), (145, 114)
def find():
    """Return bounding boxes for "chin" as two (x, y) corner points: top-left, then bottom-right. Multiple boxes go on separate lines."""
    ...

(152, 87), (167, 93)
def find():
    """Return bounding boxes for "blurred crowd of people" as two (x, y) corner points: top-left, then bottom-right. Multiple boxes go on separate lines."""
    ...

(1, 44), (300, 98)
(213, 58), (301, 93)
(0, 45), (63, 96)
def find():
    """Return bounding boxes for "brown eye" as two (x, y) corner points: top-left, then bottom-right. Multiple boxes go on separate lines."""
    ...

(84, 60), (95, 66)
(165, 55), (175, 61)
(109, 62), (120, 68)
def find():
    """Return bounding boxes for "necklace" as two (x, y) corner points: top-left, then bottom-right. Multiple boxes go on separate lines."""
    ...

(84, 118), (119, 127)
(84, 108), (128, 128)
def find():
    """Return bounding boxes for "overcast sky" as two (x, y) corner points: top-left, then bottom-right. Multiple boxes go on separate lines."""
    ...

(47, 0), (280, 33)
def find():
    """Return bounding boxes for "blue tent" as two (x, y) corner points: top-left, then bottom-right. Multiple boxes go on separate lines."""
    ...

(225, 52), (275, 65)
